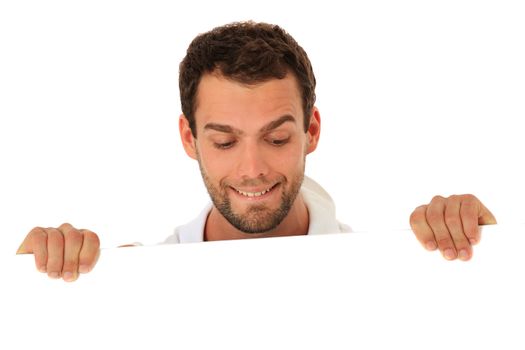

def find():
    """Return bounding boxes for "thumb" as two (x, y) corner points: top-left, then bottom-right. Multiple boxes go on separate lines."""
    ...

(478, 203), (497, 225)
(16, 232), (35, 254)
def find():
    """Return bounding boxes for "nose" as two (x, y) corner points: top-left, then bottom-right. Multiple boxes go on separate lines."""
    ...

(236, 140), (270, 179)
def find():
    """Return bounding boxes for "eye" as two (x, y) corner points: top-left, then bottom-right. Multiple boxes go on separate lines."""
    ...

(214, 141), (236, 149)
(267, 137), (290, 146)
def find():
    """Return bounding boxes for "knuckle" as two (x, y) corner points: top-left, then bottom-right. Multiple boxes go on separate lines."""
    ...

(33, 252), (48, 272)
(464, 226), (480, 239)
(409, 210), (423, 225)
(461, 193), (478, 203)
(444, 213), (461, 227)
(460, 200), (478, 213)
(47, 256), (64, 269)
(65, 228), (82, 242)
(30, 227), (47, 239)
(62, 259), (78, 272)
(447, 194), (461, 204)
(83, 231), (100, 246)
(431, 195), (445, 203)
(454, 239), (470, 250)
(425, 211), (443, 224)
(49, 233), (66, 247)
(436, 237), (453, 249)
(34, 235), (47, 246)
(46, 227), (63, 235)
(59, 222), (74, 230)
(30, 226), (44, 234)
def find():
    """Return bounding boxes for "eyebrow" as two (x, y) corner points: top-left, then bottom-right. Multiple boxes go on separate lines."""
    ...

(203, 115), (296, 135)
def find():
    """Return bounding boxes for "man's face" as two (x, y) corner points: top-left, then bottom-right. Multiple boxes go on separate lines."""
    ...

(180, 72), (320, 233)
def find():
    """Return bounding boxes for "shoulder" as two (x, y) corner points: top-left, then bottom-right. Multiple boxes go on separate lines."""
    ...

(302, 176), (352, 234)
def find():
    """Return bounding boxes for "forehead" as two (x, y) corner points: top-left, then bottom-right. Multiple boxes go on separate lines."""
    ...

(194, 73), (303, 129)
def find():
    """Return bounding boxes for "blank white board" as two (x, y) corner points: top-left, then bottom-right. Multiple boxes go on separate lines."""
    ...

(2, 223), (524, 350)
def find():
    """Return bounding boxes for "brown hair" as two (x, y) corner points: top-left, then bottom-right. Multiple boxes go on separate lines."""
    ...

(179, 21), (316, 137)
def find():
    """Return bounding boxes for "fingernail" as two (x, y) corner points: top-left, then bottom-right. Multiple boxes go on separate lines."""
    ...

(38, 265), (47, 273)
(63, 272), (74, 281)
(426, 241), (437, 251)
(458, 249), (470, 261)
(48, 271), (60, 279)
(79, 265), (89, 274)
(444, 249), (456, 260)
(469, 237), (478, 245)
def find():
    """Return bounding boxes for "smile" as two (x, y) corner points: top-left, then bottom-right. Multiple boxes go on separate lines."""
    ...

(232, 183), (279, 198)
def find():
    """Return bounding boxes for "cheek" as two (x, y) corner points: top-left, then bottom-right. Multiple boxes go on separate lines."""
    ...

(270, 145), (306, 174)
(198, 146), (234, 179)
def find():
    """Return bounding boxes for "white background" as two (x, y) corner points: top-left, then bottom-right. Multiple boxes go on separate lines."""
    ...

(1, 0), (524, 254)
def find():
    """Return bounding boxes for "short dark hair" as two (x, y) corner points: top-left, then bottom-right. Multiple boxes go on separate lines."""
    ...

(179, 21), (317, 137)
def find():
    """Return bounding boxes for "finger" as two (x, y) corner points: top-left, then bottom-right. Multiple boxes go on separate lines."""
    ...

(59, 223), (83, 282)
(409, 205), (438, 251)
(460, 195), (497, 245)
(17, 230), (35, 254)
(78, 229), (100, 274)
(426, 196), (457, 260)
(478, 200), (497, 225)
(46, 228), (65, 279)
(26, 227), (48, 273)
(444, 195), (472, 261)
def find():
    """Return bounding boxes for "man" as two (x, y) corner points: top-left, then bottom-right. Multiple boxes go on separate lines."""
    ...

(16, 21), (497, 282)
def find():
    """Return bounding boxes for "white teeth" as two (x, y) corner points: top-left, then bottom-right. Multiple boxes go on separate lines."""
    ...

(235, 186), (273, 197)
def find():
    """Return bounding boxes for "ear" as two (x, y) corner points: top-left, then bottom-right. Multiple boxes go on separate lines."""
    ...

(179, 114), (197, 160)
(306, 107), (321, 154)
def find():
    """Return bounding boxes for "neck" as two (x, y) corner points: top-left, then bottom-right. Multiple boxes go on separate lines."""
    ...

(204, 194), (309, 241)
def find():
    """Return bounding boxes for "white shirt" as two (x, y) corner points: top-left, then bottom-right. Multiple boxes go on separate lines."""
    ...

(162, 176), (351, 244)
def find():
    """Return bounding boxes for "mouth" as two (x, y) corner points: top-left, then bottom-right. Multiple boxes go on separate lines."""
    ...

(230, 183), (280, 199)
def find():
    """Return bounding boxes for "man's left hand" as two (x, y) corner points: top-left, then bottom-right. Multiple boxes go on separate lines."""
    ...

(410, 194), (497, 261)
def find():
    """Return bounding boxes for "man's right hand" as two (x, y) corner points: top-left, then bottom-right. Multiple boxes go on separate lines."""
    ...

(17, 223), (100, 282)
